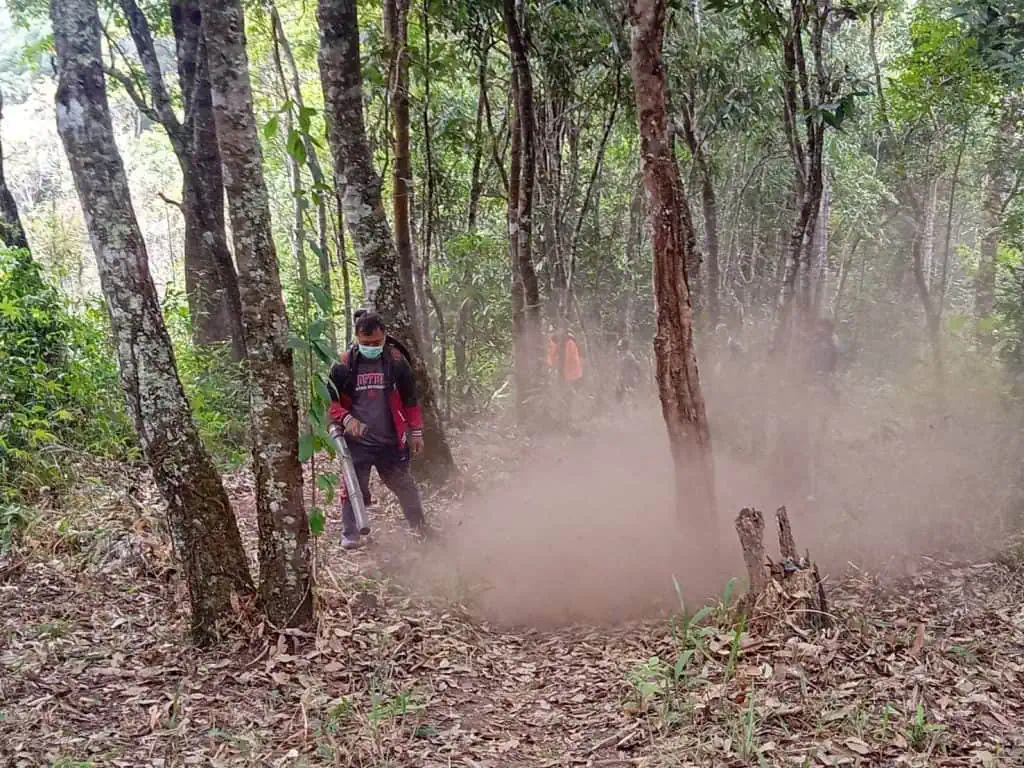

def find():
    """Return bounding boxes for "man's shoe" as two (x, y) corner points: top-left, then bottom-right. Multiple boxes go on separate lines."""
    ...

(341, 534), (363, 550)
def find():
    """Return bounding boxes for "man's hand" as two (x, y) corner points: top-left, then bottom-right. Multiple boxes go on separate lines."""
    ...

(343, 416), (368, 438)
(409, 434), (424, 456)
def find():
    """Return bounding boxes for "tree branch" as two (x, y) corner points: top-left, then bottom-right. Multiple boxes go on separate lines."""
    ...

(103, 65), (160, 123)
(118, 0), (183, 143)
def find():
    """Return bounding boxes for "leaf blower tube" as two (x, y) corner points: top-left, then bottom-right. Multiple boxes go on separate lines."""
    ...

(328, 424), (371, 536)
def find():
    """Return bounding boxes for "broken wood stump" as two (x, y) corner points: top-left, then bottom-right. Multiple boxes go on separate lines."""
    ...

(735, 506), (829, 631)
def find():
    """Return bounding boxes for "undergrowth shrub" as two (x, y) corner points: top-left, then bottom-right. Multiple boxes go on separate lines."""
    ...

(162, 286), (249, 467)
(0, 247), (133, 502)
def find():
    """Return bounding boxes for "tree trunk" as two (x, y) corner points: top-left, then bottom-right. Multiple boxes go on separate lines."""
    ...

(335, 184), (353, 344)
(774, 0), (826, 355)
(467, 39), (488, 232)
(975, 104), (1015, 332)
(811, 171), (829, 314)
(0, 90), (29, 250)
(736, 507), (828, 631)
(629, 0), (717, 527)
(623, 172), (644, 340)
(385, 0), (426, 354)
(199, 0), (313, 629)
(149, 0), (245, 357)
(52, 0), (253, 644)
(270, 3), (337, 350)
(503, 0), (543, 414)
(318, 0), (457, 482)
(679, 102), (719, 328)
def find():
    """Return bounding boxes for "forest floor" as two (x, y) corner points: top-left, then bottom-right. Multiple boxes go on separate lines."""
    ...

(2, 416), (1024, 767)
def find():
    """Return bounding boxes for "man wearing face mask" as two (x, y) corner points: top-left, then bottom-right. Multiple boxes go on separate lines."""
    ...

(327, 311), (427, 549)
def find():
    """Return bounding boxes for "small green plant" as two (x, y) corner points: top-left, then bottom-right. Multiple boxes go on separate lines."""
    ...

(907, 702), (944, 751)
(628, 656), (672, 708)
(725, 614), (748, 682)
(669, 576), (718, 683)
(33, 621), (69, 639)
(0, 503), (30, 554)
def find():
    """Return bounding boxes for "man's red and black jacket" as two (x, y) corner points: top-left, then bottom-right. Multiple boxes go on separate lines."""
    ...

(327, 343), (424, 449)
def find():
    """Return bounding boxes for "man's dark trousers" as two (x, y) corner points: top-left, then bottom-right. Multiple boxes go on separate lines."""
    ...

(341, 441), (425, 537)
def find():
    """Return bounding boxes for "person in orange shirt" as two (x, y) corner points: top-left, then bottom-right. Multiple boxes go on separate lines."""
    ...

(546, 328), (583, 383)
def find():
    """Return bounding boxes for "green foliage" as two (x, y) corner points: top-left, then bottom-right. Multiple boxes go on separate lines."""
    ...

(161, 287), (249, 467)
(0, 248), (132, 503)
(890, 8), (996, 126)
(994, 245), (1024, 372)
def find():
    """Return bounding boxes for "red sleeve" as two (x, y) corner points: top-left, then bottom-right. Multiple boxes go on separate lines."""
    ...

(329, 401), (349, 424)
(404, 404), (424, 434)
(328, 358), (352, 424)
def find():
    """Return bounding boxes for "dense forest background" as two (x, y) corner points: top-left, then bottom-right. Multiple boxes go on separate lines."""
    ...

(3, 0), (1022, 446)
(1, 0), (1022, 559)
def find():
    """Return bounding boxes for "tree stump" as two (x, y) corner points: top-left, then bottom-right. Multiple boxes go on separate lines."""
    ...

(735, 506), (829, 631)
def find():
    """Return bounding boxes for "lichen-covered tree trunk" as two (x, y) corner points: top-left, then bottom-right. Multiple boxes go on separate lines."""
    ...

(199, 0), (313, 628)
(51, 0), (252, 643)
(0, 90), (28, 250)
(120, 0), (244, 355)
(173, 3), (246, 358)
(318, 0), (456, 482)
(629, 0), (717, 527)
(503, 0), (543, 414)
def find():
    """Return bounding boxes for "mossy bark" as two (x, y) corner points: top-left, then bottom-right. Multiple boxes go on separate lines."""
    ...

(199, 0), (313, 628)
(51, 0), (252, 644)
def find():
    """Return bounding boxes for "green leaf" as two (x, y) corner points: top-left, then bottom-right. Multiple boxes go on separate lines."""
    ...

(309, 507), (326, 536)
(313, 337), (337, 366)
(263, 116), (280, 140)
(317, 473), (338, 493)
(299, 106), (318, 134)
(308, 282), (333, 315)
(309, 317), (330, 341)
(286, 129), (307, 165)
(314, 378), (333, 409)
(298, 434), (315, 463)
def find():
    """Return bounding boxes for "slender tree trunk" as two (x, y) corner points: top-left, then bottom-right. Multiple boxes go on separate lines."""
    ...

(629, 0), (717, 527)
(334, 186), (353, 345)
(467, 39), (488, 231)
(679, 101), (719, 328)
(975, 104), (1016, 332)
(912, 204), (944, 389)
(811, 170), (829, 314)
(774, 0), (826, 355)
(318, 0), (456, 481)
(269, 12), (311, 325)
(503, 0), (543, 413)
(52, 0), (252, 643)
(624, 172), (644, 340)
(0, 90), (29, 250)
(940, 127), (967, 316)
(385, 0), (426, 353)
(270, 3), (337, 349)
(507, 55), (524, 400)
(199, 0), (313, 629)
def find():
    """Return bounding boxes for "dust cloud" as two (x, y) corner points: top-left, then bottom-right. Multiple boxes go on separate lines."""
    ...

(404, 346), (1022, 630)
